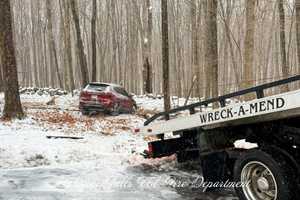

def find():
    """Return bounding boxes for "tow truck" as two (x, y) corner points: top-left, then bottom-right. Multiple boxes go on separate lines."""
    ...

(137, 75), (300, 200)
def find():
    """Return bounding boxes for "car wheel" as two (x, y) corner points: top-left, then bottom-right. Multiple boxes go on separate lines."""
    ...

(129, 105), (137, 114)
(234, 149), (296, 200)
(110, 103), (120, 116)
(81, 110), (90, 116)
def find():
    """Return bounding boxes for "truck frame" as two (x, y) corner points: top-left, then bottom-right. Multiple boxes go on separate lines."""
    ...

(138, 75), (300, 200)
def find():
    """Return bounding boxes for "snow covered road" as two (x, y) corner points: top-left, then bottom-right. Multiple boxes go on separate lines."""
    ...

(0, 93), (237, 200)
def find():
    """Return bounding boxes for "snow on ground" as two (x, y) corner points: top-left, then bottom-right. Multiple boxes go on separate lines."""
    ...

(0, 93), (148, 169)
(134, 94), (202, 112)
(0, 92), (236, 200)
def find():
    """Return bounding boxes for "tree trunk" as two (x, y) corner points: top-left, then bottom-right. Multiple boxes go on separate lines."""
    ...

(91, 0), (97, 82)
(62, 0), (75, 92)
(30, 0), (38, 87)
(0, 0), (24, 118)
(0, 53), (3, 92)
(142, 0), (153, 94)
(70, 0), (89, 88)
(46, 0), (63, 89)
(161, 0), (170, 118)
(295, 0), (300, 79)
(191, 0), (200, 97)
(205, 0), (218, 100)
(278, 0), (289, 92)
(242, 0), (256, 100)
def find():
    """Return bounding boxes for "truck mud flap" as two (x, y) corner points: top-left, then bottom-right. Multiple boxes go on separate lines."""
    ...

(201, 151), (231, 183)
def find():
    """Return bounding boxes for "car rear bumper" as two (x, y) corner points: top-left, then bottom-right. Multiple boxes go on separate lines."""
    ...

(79, 101), (112, 112)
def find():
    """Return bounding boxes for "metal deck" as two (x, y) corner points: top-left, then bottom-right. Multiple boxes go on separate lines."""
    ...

(140, 75), (300, 136)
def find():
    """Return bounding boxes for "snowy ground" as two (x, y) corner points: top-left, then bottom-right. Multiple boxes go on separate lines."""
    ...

(0, 92), (237, 200)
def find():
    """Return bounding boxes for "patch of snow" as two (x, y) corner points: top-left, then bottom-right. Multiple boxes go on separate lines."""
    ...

(234, 139), (258, 150)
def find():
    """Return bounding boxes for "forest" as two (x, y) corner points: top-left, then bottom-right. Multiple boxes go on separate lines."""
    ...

(1, 1), (300, 199)
(0, 0), (299, 100)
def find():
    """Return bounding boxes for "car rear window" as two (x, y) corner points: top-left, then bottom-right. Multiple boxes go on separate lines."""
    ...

(86, 84), (109, 91)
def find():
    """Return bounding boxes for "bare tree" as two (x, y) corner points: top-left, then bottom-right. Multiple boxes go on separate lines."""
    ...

(161, 0), (170, 117)
(91, 0), (97, 82)
(142, 0), (153, 94)
(0, 53), (3, 92)
(242, 0), (256, 99)
(278, 0), (289, 92)
(70, 0), (89, 88)
(46, 0), (63, 89)
(62, 0), (75, 92)
(296, 0), (300, 75)
(30, 0), (39, 87)
(0, 0), (24, 118)
(204, 0), (218, 100)
(191, 0), (200, 97)
(7, 0), (300, 98)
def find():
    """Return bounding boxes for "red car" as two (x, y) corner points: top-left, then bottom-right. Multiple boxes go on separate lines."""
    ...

(79, 83), (136, 116)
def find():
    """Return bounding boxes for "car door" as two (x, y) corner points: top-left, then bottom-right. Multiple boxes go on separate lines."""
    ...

(113, 87), (132, 112)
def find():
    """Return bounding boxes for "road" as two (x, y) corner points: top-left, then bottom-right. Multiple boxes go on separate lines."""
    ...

(0, 161), (237, 200)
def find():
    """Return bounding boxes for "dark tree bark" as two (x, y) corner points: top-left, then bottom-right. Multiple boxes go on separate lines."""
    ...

(161, 0), (170, 118)
(70, 0), (89, 88)
(143, 0), (153, 94)
(0, 56), (3, 92)
(0, 0), (24, 118)
(205, 0), (218, 100)
(91, 0), (97, 82)
(278, 0), (289, 92)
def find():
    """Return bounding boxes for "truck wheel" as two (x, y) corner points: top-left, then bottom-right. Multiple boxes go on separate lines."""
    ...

(233, 149), (296, 200)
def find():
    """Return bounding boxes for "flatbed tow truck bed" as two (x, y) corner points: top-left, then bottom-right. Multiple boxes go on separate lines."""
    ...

(140, 89), (300, 135)
(137, 75), (300, 200)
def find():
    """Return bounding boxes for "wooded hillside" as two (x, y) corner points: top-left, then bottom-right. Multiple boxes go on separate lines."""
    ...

(1, 0), (300, 99)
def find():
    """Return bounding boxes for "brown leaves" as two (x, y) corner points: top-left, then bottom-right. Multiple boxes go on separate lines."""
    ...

(0, 116), (12, 124)
(135, 108), (159, 119)
(31, 111), (137, 136)
(99, 118), (132, 136)
(33, 111), (77, 127)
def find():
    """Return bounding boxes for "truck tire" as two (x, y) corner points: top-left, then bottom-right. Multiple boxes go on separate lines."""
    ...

(233, 149), (296, 200)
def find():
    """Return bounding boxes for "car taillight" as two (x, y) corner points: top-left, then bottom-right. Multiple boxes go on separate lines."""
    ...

(80, 92), (91, 101)
(134, 128), (140, 133)
(98, 94), (113, 105)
